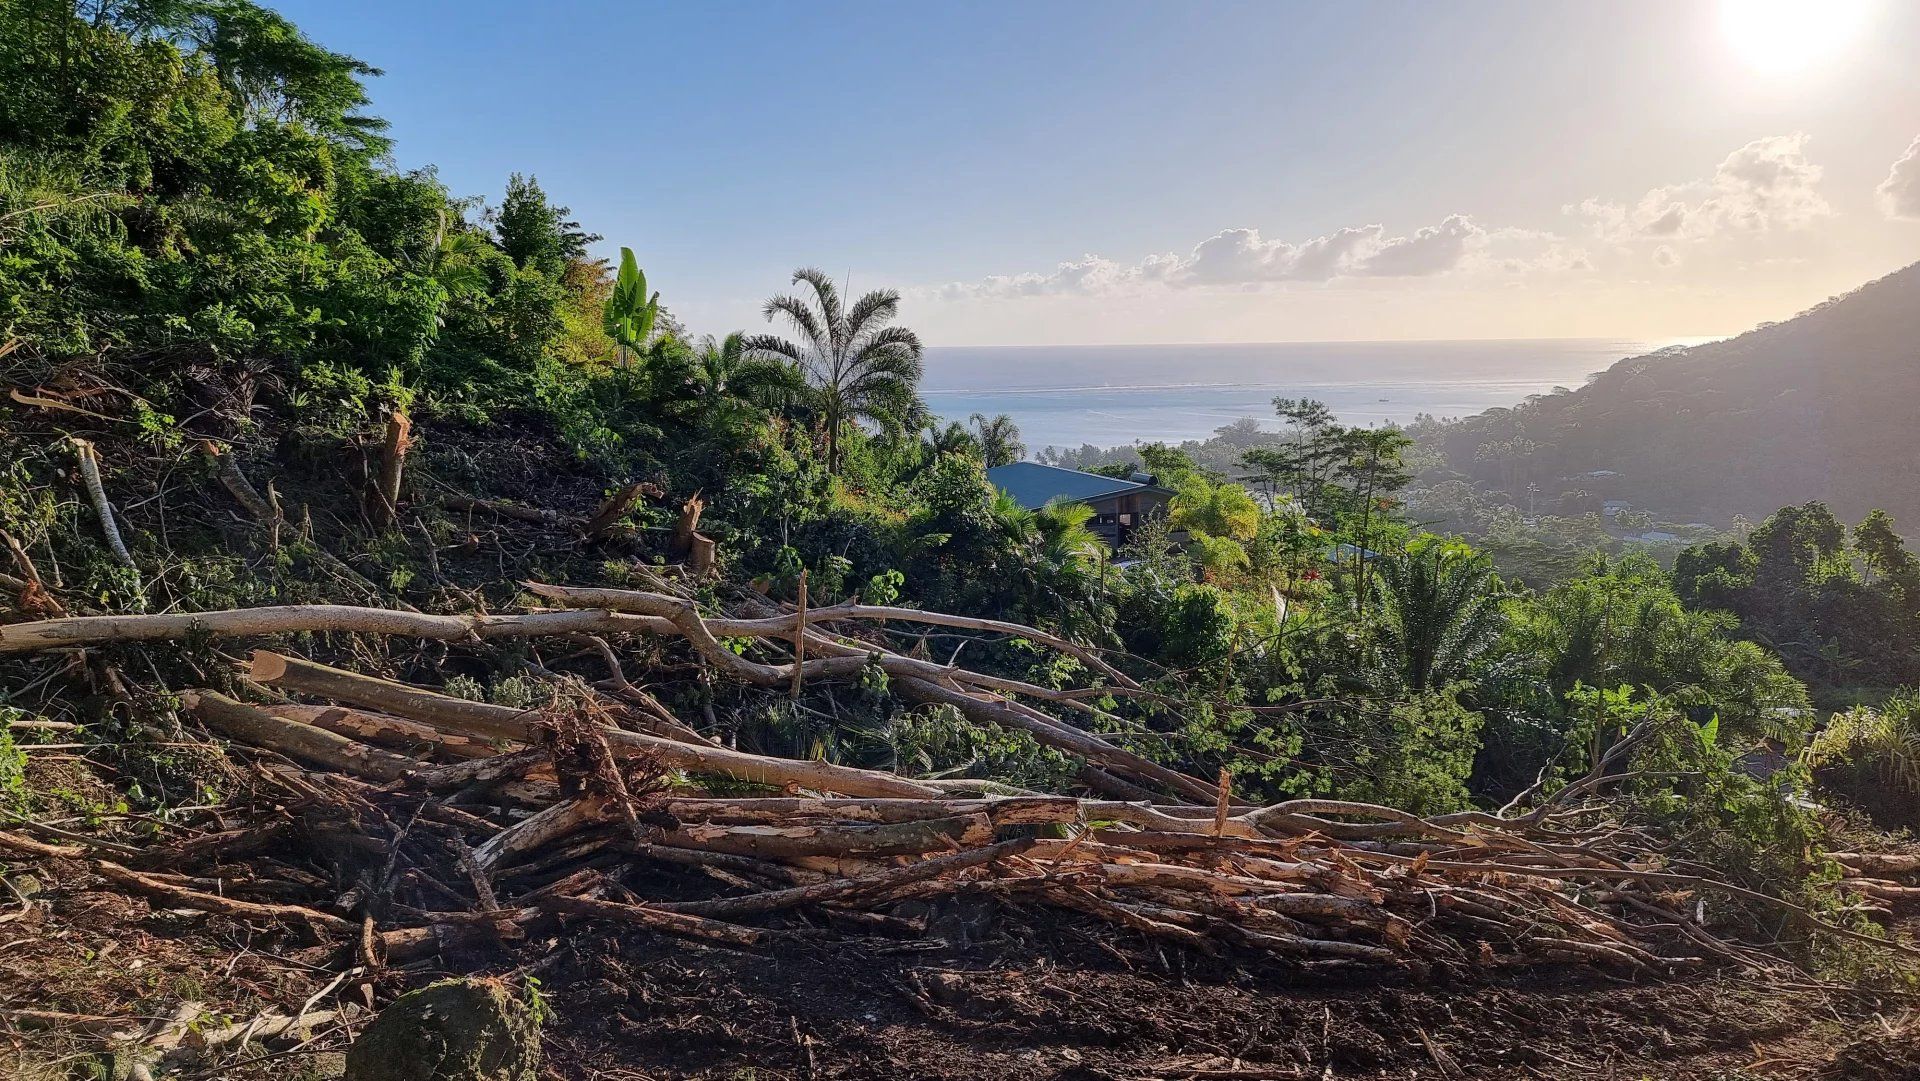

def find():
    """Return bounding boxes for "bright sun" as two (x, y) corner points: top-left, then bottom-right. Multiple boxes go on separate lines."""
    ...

(1720, 0), (1872, 74)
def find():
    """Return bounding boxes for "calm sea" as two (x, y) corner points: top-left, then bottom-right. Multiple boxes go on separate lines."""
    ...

(920, 338), (1665, 451)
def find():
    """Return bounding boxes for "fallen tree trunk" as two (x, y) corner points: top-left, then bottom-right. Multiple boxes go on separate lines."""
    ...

(249, 652), (945, 799)
(656, 835), (1038, 919)
(538, 892), (769, 947)
(0, 594), (1216, 801)
(654, 814), (996, 860)
(94, 859), (354, 933)
(530, 582), (1140, 690)
(185, 690), (420, 783)
(268, 703), (501, 759)
(439, 493), (561, 525)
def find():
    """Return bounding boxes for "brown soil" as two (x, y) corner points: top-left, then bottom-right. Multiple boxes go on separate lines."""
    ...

(518, 915), (1889, 1081)
(1, 849), (1910, 1081)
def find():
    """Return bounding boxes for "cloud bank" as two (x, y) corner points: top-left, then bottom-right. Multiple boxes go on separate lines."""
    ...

(930, 134), (1827, 302)
(1570, 133), (1830, 241)
(939, 215), (1505, 300)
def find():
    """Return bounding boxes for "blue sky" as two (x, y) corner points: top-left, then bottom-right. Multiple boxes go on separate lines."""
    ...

(272, 1), (1920, 344)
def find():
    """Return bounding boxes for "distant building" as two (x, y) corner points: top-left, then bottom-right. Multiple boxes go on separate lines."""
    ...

(1602, 500), (1633, 517)
(986, 462), (1174, 549)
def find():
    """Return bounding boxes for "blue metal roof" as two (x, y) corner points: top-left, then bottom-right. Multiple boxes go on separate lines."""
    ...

(987, 462), (1150, 510)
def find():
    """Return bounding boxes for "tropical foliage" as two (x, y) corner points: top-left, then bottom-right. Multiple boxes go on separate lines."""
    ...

(2, 0), (1901, 929)
(744, 269), (924, 474)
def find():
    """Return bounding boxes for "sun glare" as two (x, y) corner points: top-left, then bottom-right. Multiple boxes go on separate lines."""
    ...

(1721, 0), (1872, 75)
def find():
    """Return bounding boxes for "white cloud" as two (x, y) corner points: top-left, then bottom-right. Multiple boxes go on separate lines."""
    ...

(926, 136), (1837, 305)
(1571, 133), (1831, 242)
(1879, 135), (1920, 220)
(1182, 223), (1382, 283)
(1354, 215), (1487, 276)
(936, 214), (1492, 299)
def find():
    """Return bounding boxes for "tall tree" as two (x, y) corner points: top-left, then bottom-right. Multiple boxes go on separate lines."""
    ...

(744, 268), (924, 475)
(685, 331), (805, 426)
(1340, 426), (1414, 609)
(493, 174), (597, 276)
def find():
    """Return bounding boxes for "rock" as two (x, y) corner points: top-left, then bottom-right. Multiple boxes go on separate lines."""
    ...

(344, 978), (539, 1081)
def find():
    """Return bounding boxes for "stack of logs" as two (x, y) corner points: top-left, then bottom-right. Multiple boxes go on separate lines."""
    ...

(0, 581), (1874, 977)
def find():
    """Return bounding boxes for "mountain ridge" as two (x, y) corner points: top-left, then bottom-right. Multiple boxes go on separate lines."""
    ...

(1422, 260), (1920, 528)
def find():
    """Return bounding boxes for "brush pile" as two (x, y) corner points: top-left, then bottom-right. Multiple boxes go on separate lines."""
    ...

(0, 573), (1848, 985)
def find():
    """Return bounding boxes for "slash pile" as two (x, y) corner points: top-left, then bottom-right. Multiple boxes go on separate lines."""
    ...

(0, 578), (1848, 981)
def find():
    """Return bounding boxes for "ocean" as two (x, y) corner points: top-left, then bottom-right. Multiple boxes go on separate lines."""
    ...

(919, 338), (1665, 451)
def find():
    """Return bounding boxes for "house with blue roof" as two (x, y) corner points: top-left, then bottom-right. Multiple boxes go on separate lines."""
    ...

(985, 462), (1175, 548)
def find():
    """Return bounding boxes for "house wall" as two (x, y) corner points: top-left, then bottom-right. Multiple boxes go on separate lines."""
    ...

(1085, 490), (1173, 548)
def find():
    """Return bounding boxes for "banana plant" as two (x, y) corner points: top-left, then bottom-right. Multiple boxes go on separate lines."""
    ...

(603, 246), (661, 368)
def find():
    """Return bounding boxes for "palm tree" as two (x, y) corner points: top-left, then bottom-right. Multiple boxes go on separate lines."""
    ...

(692, 332), (806, 414)
(744, 268), (924, 474)
(1372, 538), (1503, 692)
(923, 420), (978, 459)
(969, 413), (1025, 467)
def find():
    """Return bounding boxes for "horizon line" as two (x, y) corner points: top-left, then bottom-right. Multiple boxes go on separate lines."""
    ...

(921, 333), (1727, 350)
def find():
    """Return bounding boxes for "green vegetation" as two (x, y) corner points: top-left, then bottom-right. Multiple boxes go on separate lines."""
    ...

(1414, 261), (1920, 532)
(2, 0), (1914, 969)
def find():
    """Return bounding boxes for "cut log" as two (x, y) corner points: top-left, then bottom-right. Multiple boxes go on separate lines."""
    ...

(268, 703), (503, 759)
(94, 860), (354, 932)
(656, 835), (1038, 919)
(184, 690), (419, 783)
(538, 893), (769, 947)
(472, 798), (612, 873)
(654, 814), (995, 860)
(440, 494), (559, 525)
(250, 652), (944, 799)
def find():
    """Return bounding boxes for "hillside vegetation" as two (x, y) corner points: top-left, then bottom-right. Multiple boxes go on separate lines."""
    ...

(4, 3), (1920, 1078)
(1421, 261), (1920, 527)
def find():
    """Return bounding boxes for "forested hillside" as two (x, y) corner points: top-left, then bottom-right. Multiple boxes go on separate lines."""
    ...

(1421, 261), (1920, 526)
(5, 3), (1920, 1079)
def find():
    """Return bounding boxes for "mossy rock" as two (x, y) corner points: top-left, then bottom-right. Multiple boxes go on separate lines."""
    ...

(344, 978), (539, 1081)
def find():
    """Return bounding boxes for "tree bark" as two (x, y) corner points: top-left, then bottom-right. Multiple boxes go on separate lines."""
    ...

(267, 703), (502, 760)
(368, 408), (411, 530)
(249, 652), (944, 799)
(184, 690), (420, 783)
(657, 835), (1037, 919)
(582, 481), (650, 540)
(69, 437), (136, 570)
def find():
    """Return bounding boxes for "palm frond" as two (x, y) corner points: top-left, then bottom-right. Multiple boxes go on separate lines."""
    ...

(791, 267), (843, 337)
(761, 294), (827, 351)
(845, 288), (902, 339)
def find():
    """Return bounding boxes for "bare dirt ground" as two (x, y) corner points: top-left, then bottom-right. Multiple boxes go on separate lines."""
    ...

(5, 865), (1912, 1081)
